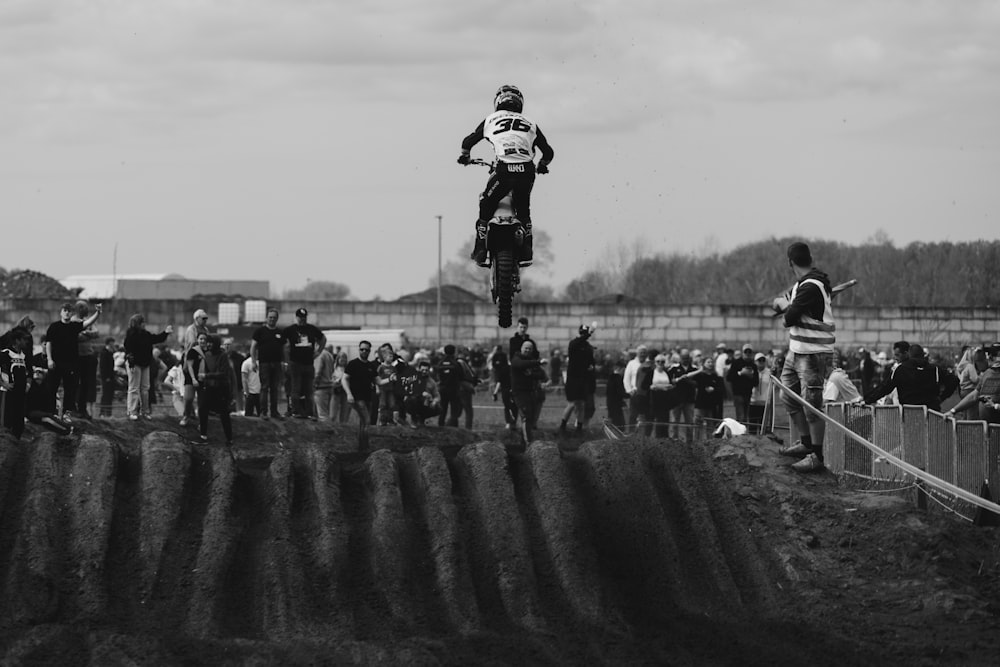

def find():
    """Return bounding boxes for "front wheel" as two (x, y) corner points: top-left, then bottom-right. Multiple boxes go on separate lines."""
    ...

(494, 249), (516, 328)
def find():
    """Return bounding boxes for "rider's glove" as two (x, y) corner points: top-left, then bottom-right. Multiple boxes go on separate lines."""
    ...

(457, 153), (471, 165)
(537, 161), (549, 174)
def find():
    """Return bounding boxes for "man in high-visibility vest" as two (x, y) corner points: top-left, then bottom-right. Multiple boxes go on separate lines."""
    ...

(772, 242), (836, 473)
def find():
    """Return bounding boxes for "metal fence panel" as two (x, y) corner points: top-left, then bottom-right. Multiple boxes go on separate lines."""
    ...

(824, 403), (846, 473)
(988, 424), (1000, 503)
(926, 414), (956, 484)
(955, 420), (989, 492)
(902, 405), (929, 469)
(842, 404), (874, 477)
(873, 405), (904, 480)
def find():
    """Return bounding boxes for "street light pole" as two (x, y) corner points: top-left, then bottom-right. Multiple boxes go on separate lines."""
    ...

(436, 215), (443, 346)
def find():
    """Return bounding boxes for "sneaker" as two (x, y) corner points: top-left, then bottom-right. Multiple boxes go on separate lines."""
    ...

(143, 414), (153, 420)
(779, 441), (811, 457)
(791, 453), (825, 473)
(199, 434), (209, 443)
(129, 414), (139, 421)
(261, 414), (270, 421)
(179, 416), (189, 426)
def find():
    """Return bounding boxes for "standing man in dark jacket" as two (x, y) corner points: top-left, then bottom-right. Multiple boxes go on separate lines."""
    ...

(863, 344), (959, 411)
(772, 242), (835, 473)
(559, 324), (596, 434)
(435, 345), (464, 427)
(726, 344), (760, 425)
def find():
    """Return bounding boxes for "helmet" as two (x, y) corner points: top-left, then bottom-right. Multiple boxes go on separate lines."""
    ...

(494, 84), (523, 113)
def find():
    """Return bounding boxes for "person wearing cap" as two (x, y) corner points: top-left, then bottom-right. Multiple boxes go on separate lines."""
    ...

(283, 308), (327, 420)
(863, 344), (958, 411)
(772, 241), (835, 473)
(559, 324), (596, 434)
(947, 343), (1000, 423)
(748, 352), (774, 434)
(726, 344), (759, 425)
(179, 308), (210, 425)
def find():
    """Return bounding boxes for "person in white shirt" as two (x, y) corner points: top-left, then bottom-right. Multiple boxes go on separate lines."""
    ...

(241, 355), (262, 416)
(623, 344), (648, 426)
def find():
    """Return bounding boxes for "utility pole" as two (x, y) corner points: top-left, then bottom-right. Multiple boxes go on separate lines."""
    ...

(437, 215), (443, 346)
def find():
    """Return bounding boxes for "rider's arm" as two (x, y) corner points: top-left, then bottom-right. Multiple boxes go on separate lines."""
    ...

(460, 121), (486, 156)
(534, 127), (554, 165)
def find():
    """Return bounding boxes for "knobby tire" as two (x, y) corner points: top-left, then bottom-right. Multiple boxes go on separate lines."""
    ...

(495, 249), (516, 328)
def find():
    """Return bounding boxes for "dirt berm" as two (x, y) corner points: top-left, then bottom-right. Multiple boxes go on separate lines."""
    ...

(0, 419), (997, 665)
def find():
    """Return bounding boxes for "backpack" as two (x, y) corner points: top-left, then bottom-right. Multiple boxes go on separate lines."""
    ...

(436, 358), (460, 390)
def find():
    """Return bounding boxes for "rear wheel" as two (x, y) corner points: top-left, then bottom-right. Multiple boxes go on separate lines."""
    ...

(495, 249), (516, 328)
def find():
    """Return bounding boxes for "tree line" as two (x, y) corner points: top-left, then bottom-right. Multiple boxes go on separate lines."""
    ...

(561, 234), (1000, 307)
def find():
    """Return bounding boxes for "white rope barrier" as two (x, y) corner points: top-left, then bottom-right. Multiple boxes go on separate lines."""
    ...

(771, 376), (1000, 516)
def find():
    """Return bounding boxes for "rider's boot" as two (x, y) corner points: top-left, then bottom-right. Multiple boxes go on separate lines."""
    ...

(519, 222), (533, 267)
(470, 220), (489, 267)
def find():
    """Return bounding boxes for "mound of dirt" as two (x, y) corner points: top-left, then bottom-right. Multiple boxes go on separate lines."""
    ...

(0, 418), (998, 665)
(0, 269), (78, 299)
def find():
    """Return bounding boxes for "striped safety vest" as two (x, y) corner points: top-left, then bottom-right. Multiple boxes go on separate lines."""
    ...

(788, 278), (836, 354)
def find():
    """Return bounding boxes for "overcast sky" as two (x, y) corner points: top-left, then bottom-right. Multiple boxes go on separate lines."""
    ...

(3, 0), (998, 300)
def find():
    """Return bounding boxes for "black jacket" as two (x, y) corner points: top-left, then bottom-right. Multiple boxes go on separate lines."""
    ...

(864, 357), (959, 411)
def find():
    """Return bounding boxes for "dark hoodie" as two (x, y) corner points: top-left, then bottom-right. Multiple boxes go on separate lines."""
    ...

(782, 268), (832, 329)
(864, 355), (958, 411)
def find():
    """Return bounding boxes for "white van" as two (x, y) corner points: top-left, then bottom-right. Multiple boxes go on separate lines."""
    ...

(322, 329), (408, 359)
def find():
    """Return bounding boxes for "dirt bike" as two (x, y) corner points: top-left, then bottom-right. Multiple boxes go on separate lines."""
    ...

(465, 158), (528, 329)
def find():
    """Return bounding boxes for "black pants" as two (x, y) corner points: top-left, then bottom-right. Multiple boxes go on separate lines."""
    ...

(438, 387), (461, 426)
(1, 391), (26, 439)
(100, 379), (117, 416)
(198, 386), (233, 442)
(47, 362), (79, 414)
(479, 161), (536, 223)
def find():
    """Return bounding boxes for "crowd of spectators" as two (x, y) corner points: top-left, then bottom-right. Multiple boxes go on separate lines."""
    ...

(4, 302), (998, 448)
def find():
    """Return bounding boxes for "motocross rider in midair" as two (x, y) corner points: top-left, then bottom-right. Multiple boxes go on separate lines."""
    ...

(457, 84), (554, 268)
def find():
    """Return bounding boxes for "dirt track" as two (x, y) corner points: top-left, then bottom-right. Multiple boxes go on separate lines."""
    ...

(1, 418), (998, 665)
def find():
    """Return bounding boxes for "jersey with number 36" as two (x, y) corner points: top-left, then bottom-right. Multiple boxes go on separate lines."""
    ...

(483, 110), (538, 163)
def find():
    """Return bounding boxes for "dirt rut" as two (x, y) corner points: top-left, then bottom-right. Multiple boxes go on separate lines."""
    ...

(0, 431), (792, 664)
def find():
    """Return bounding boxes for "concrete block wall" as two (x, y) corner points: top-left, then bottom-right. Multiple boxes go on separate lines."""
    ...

(2, 298), (997, 357)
